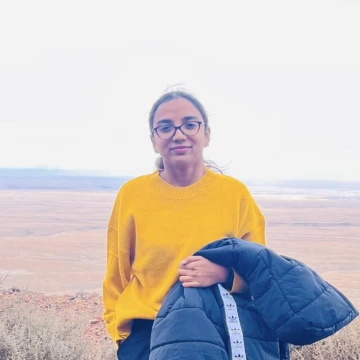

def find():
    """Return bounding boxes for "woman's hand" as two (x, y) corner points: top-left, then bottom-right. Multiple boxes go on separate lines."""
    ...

(178, 256), (229, 287)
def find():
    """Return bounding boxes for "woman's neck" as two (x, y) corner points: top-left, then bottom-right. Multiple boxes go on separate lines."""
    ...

(160, 163), (207, 187)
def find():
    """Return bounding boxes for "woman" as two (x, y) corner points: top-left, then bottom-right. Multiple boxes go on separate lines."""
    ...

(102, 90), (266, 359)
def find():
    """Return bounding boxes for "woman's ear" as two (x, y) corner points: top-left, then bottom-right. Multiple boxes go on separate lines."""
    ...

(150, 134), (158, 153)
(204, 127), (211, 147)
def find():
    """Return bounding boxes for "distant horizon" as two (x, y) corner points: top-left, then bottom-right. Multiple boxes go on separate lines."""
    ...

(1, 166), (360, 185)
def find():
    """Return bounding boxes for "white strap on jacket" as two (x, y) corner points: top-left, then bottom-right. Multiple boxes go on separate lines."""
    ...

(218, 284), (247, 360)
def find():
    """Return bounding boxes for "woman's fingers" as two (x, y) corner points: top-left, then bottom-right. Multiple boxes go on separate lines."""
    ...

(182, 281), (200, 288)
(179, 256), (203, 268)
(179, 257), (230, 287)
(179, 275), (193, 283)
(178, 268), (192, 276)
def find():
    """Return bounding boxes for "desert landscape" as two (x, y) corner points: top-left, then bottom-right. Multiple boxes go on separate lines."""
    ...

(0, 185), (359, 308)
(0, 177), (359, 359)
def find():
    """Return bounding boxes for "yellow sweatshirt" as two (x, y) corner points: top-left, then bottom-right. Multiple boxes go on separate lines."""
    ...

(103, 169), (265, 343)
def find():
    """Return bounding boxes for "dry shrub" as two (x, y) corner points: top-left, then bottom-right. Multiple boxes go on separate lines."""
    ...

(0, 291), (116, 360)
(290, 317), (360, 360)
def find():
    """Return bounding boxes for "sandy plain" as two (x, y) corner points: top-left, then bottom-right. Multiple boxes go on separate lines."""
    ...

(0, 189), (359, 308)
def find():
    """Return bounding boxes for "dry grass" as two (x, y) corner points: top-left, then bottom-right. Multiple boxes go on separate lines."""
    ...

(289, 318), (360, 359)
(0, 282), (116, 360)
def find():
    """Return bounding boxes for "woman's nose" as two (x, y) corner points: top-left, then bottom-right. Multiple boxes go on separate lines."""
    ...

(172, 127), (187, 141)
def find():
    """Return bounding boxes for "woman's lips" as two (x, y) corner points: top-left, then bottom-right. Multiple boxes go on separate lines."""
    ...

(170, 146), (191, 153)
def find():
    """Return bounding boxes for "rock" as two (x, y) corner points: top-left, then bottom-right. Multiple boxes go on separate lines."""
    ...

(10, 287), (21, 293)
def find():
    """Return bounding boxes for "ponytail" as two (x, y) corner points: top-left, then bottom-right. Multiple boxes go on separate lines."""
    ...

(155, 157), (165, 171)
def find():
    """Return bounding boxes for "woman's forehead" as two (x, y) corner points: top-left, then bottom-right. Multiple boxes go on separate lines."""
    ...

(153, 98), (202, 126)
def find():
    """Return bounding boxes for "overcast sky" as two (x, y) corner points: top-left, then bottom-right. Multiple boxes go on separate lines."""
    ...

(0, 0), (359, 180)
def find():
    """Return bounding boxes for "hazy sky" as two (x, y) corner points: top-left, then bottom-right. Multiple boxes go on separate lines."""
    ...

(0, 0), (359, 180)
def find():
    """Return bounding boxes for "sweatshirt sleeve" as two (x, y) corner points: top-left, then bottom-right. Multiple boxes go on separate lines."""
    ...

(237, 185), (266, 246)
(230, 185), (266, 293)
(102, 188), (134, 343)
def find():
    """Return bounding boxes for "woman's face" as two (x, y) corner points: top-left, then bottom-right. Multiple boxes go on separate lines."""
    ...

(151, 98), (210, 170)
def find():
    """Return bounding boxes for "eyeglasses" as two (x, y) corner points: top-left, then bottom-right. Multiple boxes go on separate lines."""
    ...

(152, 121), (204, 140)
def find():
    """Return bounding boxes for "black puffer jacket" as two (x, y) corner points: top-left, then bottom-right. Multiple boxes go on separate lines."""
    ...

(149, 238), (358, 360)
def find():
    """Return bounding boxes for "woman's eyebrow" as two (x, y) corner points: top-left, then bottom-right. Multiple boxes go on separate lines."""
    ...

(182, 116), (199, 122)
(155, 116), (199, 126)
(156, 119), (173, 125)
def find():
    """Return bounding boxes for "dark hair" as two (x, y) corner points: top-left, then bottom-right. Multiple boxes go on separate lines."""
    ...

(149, 88), (224, 174)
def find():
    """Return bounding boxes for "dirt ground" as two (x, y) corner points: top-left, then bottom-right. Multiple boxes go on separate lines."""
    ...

(0, 189), (359, 309)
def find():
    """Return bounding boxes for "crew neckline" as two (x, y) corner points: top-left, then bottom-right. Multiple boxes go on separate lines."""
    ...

(148, 168), (220, 199)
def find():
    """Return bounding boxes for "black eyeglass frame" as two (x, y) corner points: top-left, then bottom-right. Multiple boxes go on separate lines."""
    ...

(152, 121), (205, 140)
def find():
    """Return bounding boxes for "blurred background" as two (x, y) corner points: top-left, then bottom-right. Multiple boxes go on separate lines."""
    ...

(0, 0), (359, 181)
